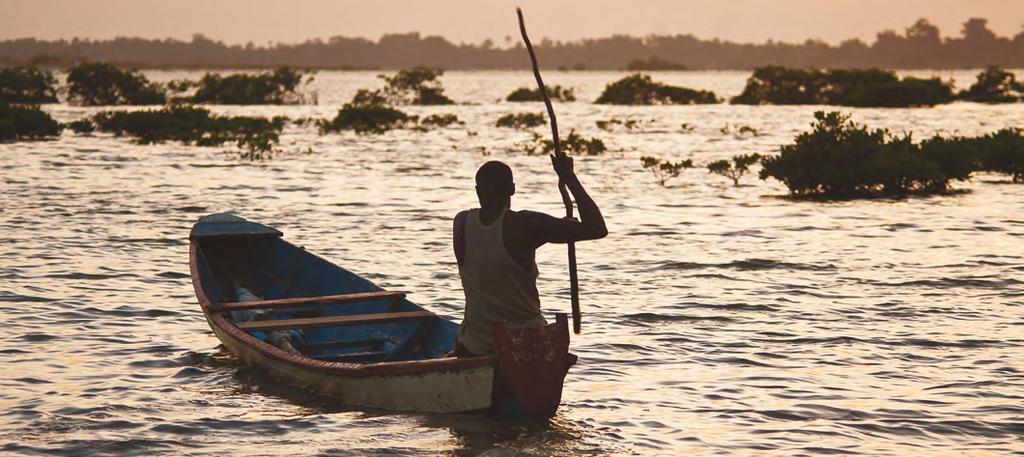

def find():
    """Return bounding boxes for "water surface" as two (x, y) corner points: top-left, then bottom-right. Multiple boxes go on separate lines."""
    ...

(1, 70), (1023, 456)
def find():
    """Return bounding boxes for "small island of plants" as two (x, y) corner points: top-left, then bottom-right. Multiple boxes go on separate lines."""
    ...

(731, 66), (955, 107)
(74, 105), (286, 159)
(495, 112), (546, 130)
(66, 62), (166, 106)
(0, 99), (63, 141)
(596, 73), (720, 105)
(177, 67), (313, 105)
(759, 111), (1024, 197)
(505, 85), (576, 102)
(0, 66), (58, 104)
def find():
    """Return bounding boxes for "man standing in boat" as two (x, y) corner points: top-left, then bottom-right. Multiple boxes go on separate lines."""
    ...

(453, 156), (607, 357)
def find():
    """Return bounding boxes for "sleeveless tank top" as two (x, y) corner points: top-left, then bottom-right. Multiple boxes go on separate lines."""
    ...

(456, 208), (545, 355)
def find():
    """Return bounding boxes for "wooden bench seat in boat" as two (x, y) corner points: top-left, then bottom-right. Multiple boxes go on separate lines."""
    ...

(236, 310), (434, 332)
(208, 291), (405, 313)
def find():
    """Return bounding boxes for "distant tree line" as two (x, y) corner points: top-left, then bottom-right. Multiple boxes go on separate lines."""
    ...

(1, 18), (1022, 70)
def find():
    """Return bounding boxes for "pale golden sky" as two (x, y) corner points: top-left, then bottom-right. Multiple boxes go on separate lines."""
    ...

(2, 0), (1021, 45)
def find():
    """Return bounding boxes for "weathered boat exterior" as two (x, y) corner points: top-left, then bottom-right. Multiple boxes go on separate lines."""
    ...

(188, 215), (573, 417)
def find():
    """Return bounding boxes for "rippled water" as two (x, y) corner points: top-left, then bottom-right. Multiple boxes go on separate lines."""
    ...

(2, 70), (1023, 456)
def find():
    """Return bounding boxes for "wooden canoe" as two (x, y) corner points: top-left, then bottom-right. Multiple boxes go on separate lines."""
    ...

(188, 214), (573, 419)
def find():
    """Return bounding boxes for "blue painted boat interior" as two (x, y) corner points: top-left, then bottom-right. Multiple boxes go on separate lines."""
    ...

(195, 233), (457, 364)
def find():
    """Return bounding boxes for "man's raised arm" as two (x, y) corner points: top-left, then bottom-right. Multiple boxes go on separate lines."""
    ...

(524, 155), (607, 245)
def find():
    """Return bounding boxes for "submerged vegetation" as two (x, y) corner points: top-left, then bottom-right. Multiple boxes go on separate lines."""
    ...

(66, 62), (166, 105)
(183, 67), (312, 105)
(759, 111), (1024, 197)
(707, 154), (763, 186)
(596, 73), (720, 105)
(505, 85), (576, 102)
(731, 66), (954, 107)
(319, 89), (411, 134)
(419, 114), (463, 128)
(958, 66), (1024, 103)
(0, 66), (58, 104)
(377, 67), (454, 105)
(920, 128), (1024, 183)
(495, 112), (545, 130)
(522, 130), (607, 156)
(596, 117), (654, 132)
(86, 105), (285, 159)
(641, 156), (694, 186)
(0, 100), (62, 141)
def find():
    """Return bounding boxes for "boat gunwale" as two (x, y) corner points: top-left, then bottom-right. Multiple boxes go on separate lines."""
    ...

(189, 241), (495, 379)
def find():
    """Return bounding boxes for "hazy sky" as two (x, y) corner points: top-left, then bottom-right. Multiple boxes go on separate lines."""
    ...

(2, 0), (1022, 45)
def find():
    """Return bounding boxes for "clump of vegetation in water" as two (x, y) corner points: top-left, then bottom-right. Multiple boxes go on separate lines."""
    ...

(66, 62), (166, 106)
(0, 66), (58, 104)
(596, 73), (720, 105)
(957, 66), (1024, 103)
(596, 117), (654, 132)
(641, 156), (694, 186)
(625, 57), (687, 71)
(707, 154), (763, 186)
(319, 89), (412, 134)
(522, 130), (607, 156)
(496, 112), (545, 130)
(419, 114), (462, 127)
(920, 128), (1024, 183)
(376, 66), (454, 105)
(0, 99), (63, 141)
(66, 118), (95, 134)
(731, 66), (954, 107)
(91, 105), (285, 159)
(759, 111), (968, 197)
(181, 67), (313, 105)
(506, 85), (576, 102)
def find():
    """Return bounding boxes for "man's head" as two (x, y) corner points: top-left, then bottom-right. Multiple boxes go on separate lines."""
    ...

(475, 161), (515, 208)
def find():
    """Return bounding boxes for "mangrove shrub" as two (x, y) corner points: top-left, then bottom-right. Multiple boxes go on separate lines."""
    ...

(66, 62), (166, 106)
(0, 100), (63, 141)
(597, 117), (654, 132)
(319, 89), (411, 134)
(66, 119), (95, 134)
(641, 156), (694, 186)
(188, 67), (311, 105)
(731, 66), (954, 107)
(523, 130), (606, 155)
(958, 66), (1024, 103)
(921, 128), (1024, 183)
(378, 67), (454, 105)
(759, 112), (959, 197)
(506, 85), (576, 102)
(0, 66), (58, 104)
(596, 73), (720, 105)
(495, 112), (545, 130)
(419, 113), (462, 128)
(92, 105), (285, 159)
(707, 154), (763, 186)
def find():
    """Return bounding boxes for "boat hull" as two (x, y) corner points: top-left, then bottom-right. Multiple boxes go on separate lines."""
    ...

(188, 214), (571, 418)
(209, 315), (495, 412)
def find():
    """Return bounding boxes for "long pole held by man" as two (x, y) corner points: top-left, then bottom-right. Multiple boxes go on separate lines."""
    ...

(517, 7), (582, 334)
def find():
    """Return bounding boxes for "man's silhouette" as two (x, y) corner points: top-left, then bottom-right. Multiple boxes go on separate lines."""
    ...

(453, 156), (607, 357)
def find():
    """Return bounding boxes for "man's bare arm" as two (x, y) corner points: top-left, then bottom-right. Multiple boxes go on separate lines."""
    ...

(524, 155), (607, 246)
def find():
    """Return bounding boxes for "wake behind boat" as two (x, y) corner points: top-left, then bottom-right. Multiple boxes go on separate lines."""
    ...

(188, 214), (573, 419)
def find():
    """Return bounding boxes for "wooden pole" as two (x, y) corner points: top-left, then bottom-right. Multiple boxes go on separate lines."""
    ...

(517, 7), (582, 334)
